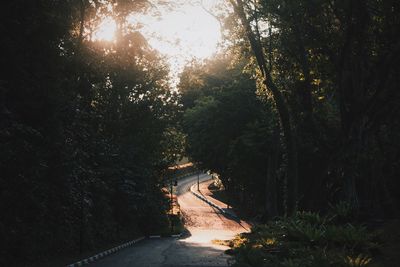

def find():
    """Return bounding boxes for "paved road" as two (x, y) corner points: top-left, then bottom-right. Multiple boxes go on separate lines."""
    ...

(90, 174), (249, 267)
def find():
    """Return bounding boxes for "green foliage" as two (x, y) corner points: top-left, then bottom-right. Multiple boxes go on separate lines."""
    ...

(180, 55), (278, 216)
(230, 211), (378, 267)
(224, 0), (400, 218)
(324, 224), (378, 252)
(329, 201), (355, 224)
(285, 220), (326, 244)
(294, 211), (330, 226)
(0, 1), (182, 265)
(343, 254), (372, 267)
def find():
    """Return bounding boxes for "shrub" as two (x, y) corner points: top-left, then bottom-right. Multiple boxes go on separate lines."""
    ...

(230, 211), (377, 267)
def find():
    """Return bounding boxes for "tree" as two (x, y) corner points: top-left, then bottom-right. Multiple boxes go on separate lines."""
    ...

(224, 0), (400, 216)
(0, 1), (182, 265)
(180, 55), (281, 218)
(228, 0), (298, 214)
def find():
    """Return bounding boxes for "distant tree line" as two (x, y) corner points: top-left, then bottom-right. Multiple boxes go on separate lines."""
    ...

(181, 0), (400, 220)
(0, 1), (181, 265)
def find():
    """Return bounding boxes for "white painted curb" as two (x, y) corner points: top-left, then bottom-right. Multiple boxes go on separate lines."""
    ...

(190, 183), (228, 215)
(66, 231), (185, 267)
(66, 173), (202, 266)
(66, 237), (145, 267)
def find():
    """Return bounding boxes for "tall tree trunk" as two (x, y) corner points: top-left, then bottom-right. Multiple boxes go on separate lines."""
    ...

(265, 156), (277, 218)
(230, 0), (298, 214)
(337, 0), (370, 210)
(290, 14), (314, 123)
(265, 127), (279, 218)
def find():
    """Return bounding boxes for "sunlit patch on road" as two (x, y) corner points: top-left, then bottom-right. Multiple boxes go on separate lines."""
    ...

(180, 229), (237, 248)
(88, 174), (248, 267)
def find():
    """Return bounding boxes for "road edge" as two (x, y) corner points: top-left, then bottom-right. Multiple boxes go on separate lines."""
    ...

(190, 181), (238, 219)
(66, 237), (145, 267)
(65, 173), (207, 267)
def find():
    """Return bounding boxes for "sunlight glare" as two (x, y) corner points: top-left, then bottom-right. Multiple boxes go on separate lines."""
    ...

(145, 5), (220, 59)
(94, 18), (117, 41)
(93, 1), (223, 86)
(131, 1), (222, 74)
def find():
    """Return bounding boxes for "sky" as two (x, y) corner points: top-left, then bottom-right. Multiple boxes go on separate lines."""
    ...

(94, 1), (223, 85)
(136, 1), (223, 83)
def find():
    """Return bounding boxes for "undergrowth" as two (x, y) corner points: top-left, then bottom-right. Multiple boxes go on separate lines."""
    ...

(229, 203), (381, 267)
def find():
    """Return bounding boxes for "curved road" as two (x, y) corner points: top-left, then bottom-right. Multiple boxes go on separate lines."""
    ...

(89, 174), (250, 267)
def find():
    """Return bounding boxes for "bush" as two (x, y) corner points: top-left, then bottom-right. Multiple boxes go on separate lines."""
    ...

(329, 202), (355, 224)
(230, 211), (378, 267)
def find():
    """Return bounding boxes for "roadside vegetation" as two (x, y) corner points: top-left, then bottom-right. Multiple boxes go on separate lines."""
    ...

(229, 208), (381, 267)
(1, 1), (183, 266)
(180, 1), (400, 266)
(2, 0), (400, 266)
